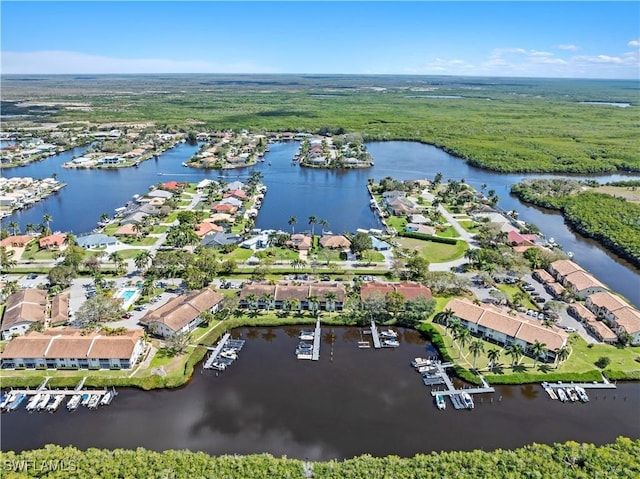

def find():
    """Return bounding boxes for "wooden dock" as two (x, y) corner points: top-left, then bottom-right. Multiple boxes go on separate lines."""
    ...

(311, 319), (321, 361)
(426, 361), (494, 409)
(203, 333), (231, 369)
(370, 320), (381, 349)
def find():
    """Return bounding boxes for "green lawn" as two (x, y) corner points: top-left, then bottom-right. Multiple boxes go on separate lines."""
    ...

(496, 284), (538, 310)
(396, 237), (468, 263)
(102, 224), (119, 236)
(225, 248), (254, 261)
(151, 226), (168, 234)
(256, 247), (299, 261)
(385, 216), (407, 231)
(435, 226), (460, 238)
(20, 243), (58, 260)
(120, 237), (158, 247)
(458, 221), (480, 233)
(114, 248), (144, 259)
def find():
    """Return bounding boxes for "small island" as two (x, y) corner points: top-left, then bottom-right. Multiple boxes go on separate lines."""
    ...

(185, 130), (268, 169)
(296, 134), (374, 169)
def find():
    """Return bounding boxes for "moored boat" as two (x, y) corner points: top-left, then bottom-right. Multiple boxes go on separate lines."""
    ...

(67, 394), (82, 411)
(379, 329), (398, 338)
(81, 393), (91, 406)
(220, 349), (238, 360)
(557, 388), (568, 402)
(298, 330), (315, 341)
(47, 394), (65, 412)
(36, 394), (51, 411)
(566, 388), (579, 402)
(87, 394), (101, 409)
(7, 393), (26, 411)
(382, 338), (400, 348)
(461, 392), (474, 410)
(436, 394), (446, 410)
(575, 386), (589, 402)
(411, 358), (431, 368)
(26, 393), (42, 412)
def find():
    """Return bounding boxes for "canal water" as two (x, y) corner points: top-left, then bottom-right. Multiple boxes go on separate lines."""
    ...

(5, 140), (639, 306)
(1, 327), (638, 459)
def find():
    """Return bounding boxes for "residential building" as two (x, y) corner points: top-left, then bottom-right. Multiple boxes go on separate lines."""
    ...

(0, 329), (145, 370)
(586, 291), (640, 345)
(76, 234), (118, 249)
(286, 233), (312, 251)
(319, 235), (351, 249)
(1, 289), (47, 340)
(200, 232), (242, 248)
(38, 233), (67, 250)
(446, 298), (568, 362)
(50, 294), (69, 327)
(567, 303), (617, 344)
(239, 281), (346, 311)
(139, 288), (224, 339)
(361, 281), (432, 304)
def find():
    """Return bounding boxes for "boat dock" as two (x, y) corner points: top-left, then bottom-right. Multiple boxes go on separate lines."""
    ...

(312, 319), (321, 361)
(203, 333), (246, 371)
(203, 333), (231, 369)
(421, 361), (494, 410)
(370, 320), (381, 349)
(544, 381), (616, 390)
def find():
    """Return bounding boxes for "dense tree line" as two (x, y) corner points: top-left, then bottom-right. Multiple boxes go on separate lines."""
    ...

(512, 180), (640, 267)
(1, 438), (638, 478)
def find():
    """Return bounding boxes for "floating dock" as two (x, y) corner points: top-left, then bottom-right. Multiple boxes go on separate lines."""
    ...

(422, 362), (495, 410)
(203, 334), (246, 371)
(311, 319), (321, 361)
(203, 333), (231, 369)
(370, 320), (381, 349)
(544, 381), (616, 390)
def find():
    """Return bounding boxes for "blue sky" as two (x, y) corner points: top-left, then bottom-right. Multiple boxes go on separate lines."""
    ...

(2, 1), (639, 79)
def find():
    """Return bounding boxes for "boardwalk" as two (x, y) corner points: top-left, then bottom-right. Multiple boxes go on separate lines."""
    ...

(203, 333), (231, 369)
(370, 320), (381, 349)
(312, 319), (321, 361)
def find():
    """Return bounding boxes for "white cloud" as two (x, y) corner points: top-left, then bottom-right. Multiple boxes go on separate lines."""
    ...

(628, 40), (640, 47)
(1, 50), (276, 74)
(573, 54), (625, 65)
(556, 44), (581, 51)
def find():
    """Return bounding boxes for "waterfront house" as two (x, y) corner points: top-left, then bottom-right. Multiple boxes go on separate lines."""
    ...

(147, 189), (174, 199)
(0, 235), (35, 248)
(225, 181), (246, 191)
(239, 281), (346, 311)
(240, 232), (270, 250)
(200, 232), (242, 248)
(211, 203), (238, 215)
(114, 223), (138, 236)
(370, 236), (391, 251)
(0, 329), (144, 370)
(121, 211), (149, 226)
(319, 235), (351, 250)
(1, 289), (48, 340)
(38, 233), (67, 250)
(507, 231), (538, 246)
(162, 181), (180, 190)
(139, 288), (224, 339)
(404, 224), (436, 235)
(547, 259), (606, 298)
(585, 291), (640, 345)
(446, 298), (568, 362)
(286, 234), (312, 251)
(76, 234), (118, 249)
(224, 189), (247, 200)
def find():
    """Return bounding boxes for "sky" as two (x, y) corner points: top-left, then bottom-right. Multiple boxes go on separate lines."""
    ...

(1, 1), (639, 79)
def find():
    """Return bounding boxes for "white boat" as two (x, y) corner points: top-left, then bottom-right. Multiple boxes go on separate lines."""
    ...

(436, 394), (446, 410)
(220, 350), (238, 360)
(461, 392), (474, 409)
(542, 383), (558, 400)
(298, 330), (315, 341)
(567, 388), (579, 402)
(556, 388), (568, 402)
(36, 394), (51, 411)
(47, 394), (65, 412)
(67, 394), (82, 411)
(87, 395), (101, 409)
(26, 394), (42, 412)
(100, 391), (116, 406)
(81, 393), (91, 406)
(411, 358), (431, 368)
(211, 361), (227, 371)
(382, 339), (400, 348)
(0, 392), (15, 409)
(575, 386), (589, 403)
(379, 329), (398, 338)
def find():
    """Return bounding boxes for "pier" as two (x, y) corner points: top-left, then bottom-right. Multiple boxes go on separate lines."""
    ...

(370, 320), (382, 349)
(312, 318), (321, 361)
(544, 381), (616, 390)
(424, 362), (495, 410)
(203, 333), (231, 369)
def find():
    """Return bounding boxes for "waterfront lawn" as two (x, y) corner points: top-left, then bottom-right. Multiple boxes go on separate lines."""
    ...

(20, 243), (58, 260)
(396, 237), (468, 263)
(385, 216), (407, 232)
(560, 335), (640, 380)
(102, 224), (119, 236)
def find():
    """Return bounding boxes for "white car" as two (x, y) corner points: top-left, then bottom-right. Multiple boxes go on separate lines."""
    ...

(564, 327), (577, 333)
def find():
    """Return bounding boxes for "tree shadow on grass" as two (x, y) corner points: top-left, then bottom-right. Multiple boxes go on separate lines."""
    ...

(512, 364), (527, 373)
(538, 364), (554, 374)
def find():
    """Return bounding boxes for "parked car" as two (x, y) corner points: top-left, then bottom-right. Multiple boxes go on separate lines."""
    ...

(122, 313), (132, 319)
(564, 327), (577, 333)
(535, 297), (546, 303)
(26, 273), (38, 280)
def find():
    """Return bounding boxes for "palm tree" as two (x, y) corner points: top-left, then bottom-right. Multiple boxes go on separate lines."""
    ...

(25, 223), (37, 236)
(260, 293), (274, 313)
(555, 346), (570, 368)
(436, 308), (455, 333)
(134, 250), (152, 272)
(291, 258), (307, 270)
(505, 343), (525, 367)
(8, 221), (20, 236)
(319, 219), (329, 235)
(245, 293), (258, 312)
(108, 251), (126, 274)
(288, 216), (297, 234)
(100, 212), (110, 224)
(42, 213), (53, 235)
(487, 348), (501, 371)
(0, 247), (17, 272)
(469, 339), (485, 369)
(531, 340), (548, 368)
(453, 326), (471, 357)
(308, 294), (320, 317)
(308, 216), (317, 236)
(324, 291), (337, 312)
(132, 222), (143, 240)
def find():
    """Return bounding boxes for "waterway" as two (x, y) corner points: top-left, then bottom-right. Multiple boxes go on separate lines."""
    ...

(4, 140), (639, 306)
(1, 327), (638, 459)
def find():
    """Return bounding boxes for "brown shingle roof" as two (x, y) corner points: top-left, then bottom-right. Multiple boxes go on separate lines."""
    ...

(1, 289), (47, 331)
(50, 294), (69, 326)
(1, 334), (51, 358)
(395, 282), (433, 302)
(614, 307), (640, 335)
(319, 235), (351, 249)
(309, 283), (346, 303)
(550, 259), (584, 278)
(275, 283), (309, 302)
(569, 303), (597, 322)
(564, 270), (606, 293)
(45, 336), (94, 359)
(478, 310), (521, 337)
(140, 288), (223, 333)
(588, 291), (629, 313)
(88, 331), (144, 359)
(360, 282), (394, 301)
(534, 269), (556, 284)
(447, 298), (485, 324)
(239, 282), (276, 300)
(515, 321), (567, 352)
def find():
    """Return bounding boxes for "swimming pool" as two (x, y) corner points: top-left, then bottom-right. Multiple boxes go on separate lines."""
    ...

(115, 288), (140, 310)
